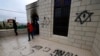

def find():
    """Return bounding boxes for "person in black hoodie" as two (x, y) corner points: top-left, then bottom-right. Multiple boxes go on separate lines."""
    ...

(13, 20), (18, 36)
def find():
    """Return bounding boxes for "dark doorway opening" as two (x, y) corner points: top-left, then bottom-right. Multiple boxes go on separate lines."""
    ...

(53, 0), (71, 36)
(31, 13), (39, 35)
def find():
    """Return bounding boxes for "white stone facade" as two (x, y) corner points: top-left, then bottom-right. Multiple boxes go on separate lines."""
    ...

(26, 0), (100, 56)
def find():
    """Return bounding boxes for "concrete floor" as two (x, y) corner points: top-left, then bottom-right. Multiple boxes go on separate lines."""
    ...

(0, 35), (93, 56)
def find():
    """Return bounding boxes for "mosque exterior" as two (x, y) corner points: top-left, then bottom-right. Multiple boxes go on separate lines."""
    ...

(26, 0), (100, 56)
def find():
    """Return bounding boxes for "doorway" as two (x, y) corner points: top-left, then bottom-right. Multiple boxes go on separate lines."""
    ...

(31, 12), (39, 35)
(53, 0), (71, 36)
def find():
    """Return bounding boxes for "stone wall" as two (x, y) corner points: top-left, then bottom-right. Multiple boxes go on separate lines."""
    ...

(68, 0), (100, 51)
(69, 0), (100, 56)
(38, 0), (53, 37)
(26, 2), (38, 23)
(0, 29), (27, 37)
(92, 21), (100, 56)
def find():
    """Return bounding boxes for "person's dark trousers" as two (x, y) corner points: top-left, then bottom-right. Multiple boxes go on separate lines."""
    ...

(28, 31), (30, 41)
(31, 32), (34, 39)
(14, 29), (18, 36)
(28, 32), (34, 41)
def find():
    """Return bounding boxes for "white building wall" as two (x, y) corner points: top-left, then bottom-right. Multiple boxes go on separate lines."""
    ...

(92, 20), (100, 56)
(69, 0), (100, 56)
(26, 3), (38, 23)
(38, 0), (53, 38)
(26, 7), (32, 23)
